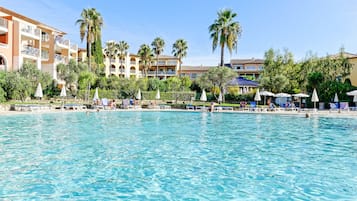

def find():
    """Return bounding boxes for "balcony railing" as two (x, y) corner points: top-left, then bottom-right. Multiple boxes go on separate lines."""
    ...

(55, 54), (67, 63)
(55, 37), (69, 46)
(70, 44), (78, 51)
(146, 70), (177, 76)
(0, 18), (8, 29)
(22, 46), (40, 57)
(130, 61), (136, 65)
(110, 59), (116, 63)
(21, 24), (41, 38)
(41, 50), (49, 60)
(130, 70), (136, 74)
(167, 61), (177, 65)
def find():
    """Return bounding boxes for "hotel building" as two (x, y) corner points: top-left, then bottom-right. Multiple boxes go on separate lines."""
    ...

(228, 58), (264, 80)
(103, 54), (179, 79)
(0, 7), (78, 81)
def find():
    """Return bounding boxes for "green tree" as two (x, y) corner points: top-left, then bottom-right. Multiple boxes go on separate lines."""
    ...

(259, 48), (295, 93)
(76, 8), (103, 71)
(180, 76), (192, 91)
(78, 71), (96, 91)
(117, 40), (129, 75)
(120, 78), (138, 98)
(147, 78), (161, 91)
(151, 37), (165, 78)
(165, 77), (181, 91)
(172, 39), (188, 77)
(209, 9), (242, 66)
(198, 67), (236, 102)
(104, 40), (119, 73)
(137, 44), (153, 77)
(3, 72), (31, 101)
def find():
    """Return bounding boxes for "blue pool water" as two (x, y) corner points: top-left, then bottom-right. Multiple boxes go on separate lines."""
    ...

(0, 111), (356, 200)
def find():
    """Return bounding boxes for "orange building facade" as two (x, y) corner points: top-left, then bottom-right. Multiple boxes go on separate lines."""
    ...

(0, 7), (77, 80)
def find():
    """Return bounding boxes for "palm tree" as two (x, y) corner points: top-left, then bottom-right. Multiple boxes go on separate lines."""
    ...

(137, 44), (153, 77)
(209, 9), (242, 67)
(76, 8), (103, 71)
(104, 40), (118, 74)
(151, 37), (165, 78)
(117, 40), (129, 75)
(172, 39), (188, 77)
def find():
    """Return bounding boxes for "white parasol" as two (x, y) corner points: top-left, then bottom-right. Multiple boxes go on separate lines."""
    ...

(200, 89), (207, 102)
(34, 83), (43, 99)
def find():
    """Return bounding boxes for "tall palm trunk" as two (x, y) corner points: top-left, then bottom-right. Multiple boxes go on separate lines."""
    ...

(220, 43), (225, 67)
(120, 60), (123, 76)
(179, 60), (182, 78)
(156, 55), (159, 78)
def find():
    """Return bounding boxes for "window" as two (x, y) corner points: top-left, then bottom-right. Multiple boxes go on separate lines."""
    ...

(232, 65), (243, 70)
(246, 66), (257, 70)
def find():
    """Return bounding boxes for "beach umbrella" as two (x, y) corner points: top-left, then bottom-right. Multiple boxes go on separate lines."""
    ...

(347, 90), (357, 96)
(260, 91), (275, 97)
(293, 93), (309, 108)
(254, 88), (261, 107)
(34, 83), (43, 99)
(353, 95), (357, 103)
(260, 90), (274, 105)
(200, 89), (207, 102)
(254, 89), (261, 101)
(311, 88), (319, 109)
(155, 89), (160, 100)
(334, 93), (339, 102)
(274, 93), (291, 98)
(293, 93), (309, 98)
(60, 85), (66, 97)
(218, 92), (223, 103)
(93, 87), (99, 101)
(136, 89), (141, 100)
(274, 93), (291, 106)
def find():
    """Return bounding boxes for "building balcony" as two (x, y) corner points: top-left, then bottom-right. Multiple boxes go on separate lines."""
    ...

(22, 46), (40, 57)
(110, 59), (116, 63)
(0, 18), (8, 33)
(55, 54), (67, 63)
(147, 70), (176, 76)
(55, 37), (69, 48)
(130, 70), (136, 74)
(130, 61), (136, 65)
(70, 44), (78, 52)
(21, 24), (41, 39)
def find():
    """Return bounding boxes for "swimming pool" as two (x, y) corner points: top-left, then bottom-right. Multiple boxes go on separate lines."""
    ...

(0, 111), (356, 200)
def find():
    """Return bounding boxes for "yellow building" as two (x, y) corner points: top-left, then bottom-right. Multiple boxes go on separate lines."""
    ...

(0, 7), (78, 81)
(103, 53), (179, 79)
(347, 56), (357, 86)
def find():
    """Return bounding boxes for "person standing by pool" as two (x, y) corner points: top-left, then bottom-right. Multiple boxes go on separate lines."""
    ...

(210, 102), (215, 112)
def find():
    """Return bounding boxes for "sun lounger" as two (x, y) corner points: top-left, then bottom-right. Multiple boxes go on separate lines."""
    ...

(340, 102), (349, 111)
(159, 104), (171, 110)
(195, 105), (207, 111)
(186, 105), (195, 110)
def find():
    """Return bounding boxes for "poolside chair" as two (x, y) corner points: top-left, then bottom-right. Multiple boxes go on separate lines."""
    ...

(249, 101), (257, 111)
(329, 103), (338, 111)
(186, 104), (195, 110)
(339, 102), (349, 111)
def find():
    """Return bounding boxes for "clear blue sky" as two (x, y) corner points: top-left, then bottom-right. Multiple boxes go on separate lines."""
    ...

(2, 0), (357, 66)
